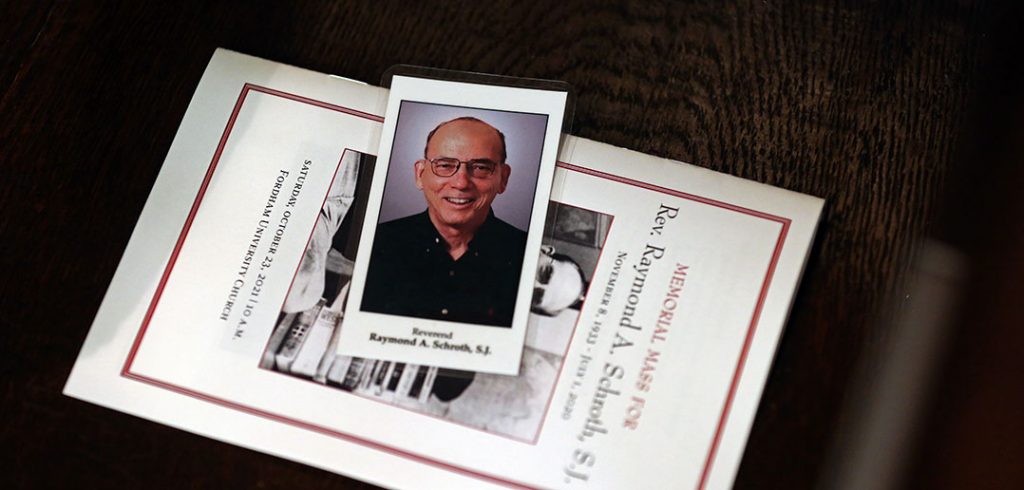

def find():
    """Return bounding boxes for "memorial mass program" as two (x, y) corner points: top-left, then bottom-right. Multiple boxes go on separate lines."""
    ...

(560, 203), (690, 484)
(218, 160), (312, 339)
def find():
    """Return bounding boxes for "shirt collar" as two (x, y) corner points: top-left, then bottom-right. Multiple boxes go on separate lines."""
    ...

(413, 209), (499, 252)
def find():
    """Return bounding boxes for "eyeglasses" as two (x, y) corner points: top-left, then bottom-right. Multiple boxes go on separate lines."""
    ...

(428, 158), (500, 178)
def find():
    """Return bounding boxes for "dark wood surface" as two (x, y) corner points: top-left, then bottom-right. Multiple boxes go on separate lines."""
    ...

(2, 1), (1019, 488)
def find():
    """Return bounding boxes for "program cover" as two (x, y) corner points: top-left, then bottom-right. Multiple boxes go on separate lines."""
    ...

(64, 49), (823, 489)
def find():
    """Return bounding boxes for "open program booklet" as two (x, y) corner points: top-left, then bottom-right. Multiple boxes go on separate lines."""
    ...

(65, 50), (823, 489)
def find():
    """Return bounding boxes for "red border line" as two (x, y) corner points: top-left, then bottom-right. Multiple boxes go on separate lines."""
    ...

(556, 161), (790, 224)
(122, 83), (793, 490)
(696, 220), (789, 490)
(122, 85), (250, 374)
(248, 84), (384, 123)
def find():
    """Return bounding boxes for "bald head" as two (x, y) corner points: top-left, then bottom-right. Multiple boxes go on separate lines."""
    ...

(424, 117), (507, 164)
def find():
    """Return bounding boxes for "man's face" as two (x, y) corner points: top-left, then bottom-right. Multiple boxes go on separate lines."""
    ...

(532, 246), (585, 316)
(414, 119), (510, 234)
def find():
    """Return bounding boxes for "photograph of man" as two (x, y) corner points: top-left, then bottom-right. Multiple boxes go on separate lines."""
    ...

(361, 116), (529, 327)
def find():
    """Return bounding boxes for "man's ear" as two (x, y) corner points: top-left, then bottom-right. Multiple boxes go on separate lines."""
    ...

(413, 160), (426, 190)
(497, 163), (511, 193)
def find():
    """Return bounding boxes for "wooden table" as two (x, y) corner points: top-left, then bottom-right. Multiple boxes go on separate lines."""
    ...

(3, 1), (1021, 488)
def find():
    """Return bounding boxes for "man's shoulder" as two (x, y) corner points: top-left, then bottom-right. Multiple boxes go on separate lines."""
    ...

(490, 215), (526, 238)
(377, 211), (429, 236)
(480, 214), (527, 249)
(370, 212), (433, 257)
(379, 212), (421, 228)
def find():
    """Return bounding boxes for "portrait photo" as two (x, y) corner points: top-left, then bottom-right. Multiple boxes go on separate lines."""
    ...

(361, 102), (549, 327)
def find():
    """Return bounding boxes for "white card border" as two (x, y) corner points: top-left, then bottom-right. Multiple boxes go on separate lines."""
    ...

(340, 75), (568, 375)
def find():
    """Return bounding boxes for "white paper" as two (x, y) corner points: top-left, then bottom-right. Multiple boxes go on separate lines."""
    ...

(65, 49), (823, 490)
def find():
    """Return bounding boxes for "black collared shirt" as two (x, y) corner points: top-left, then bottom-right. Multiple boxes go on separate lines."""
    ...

(361, 210), (527, 327)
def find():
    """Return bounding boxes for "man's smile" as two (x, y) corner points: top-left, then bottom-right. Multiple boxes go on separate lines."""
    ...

(443, 197), (476, 205)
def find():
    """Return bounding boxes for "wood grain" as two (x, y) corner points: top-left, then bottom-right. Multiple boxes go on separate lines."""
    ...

(0, 1), (1008, 488)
